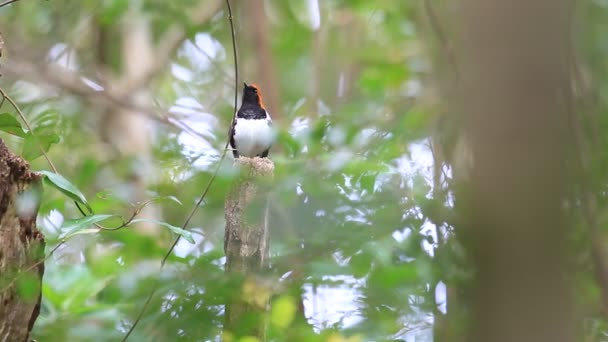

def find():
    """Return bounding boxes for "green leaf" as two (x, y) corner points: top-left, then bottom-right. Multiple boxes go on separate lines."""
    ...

(359, 172), (378, 193)
(270, 296), (297, 329)
(42, 264), (111, 311)
(22, 133), (60, 161)
(39, 170), (92, 213)
(359, 62), (409, 96)
(311, 118), (330, 143)
(239, 337), (262, 342)
(350, 251), (373, 278)
(368, 264), (418, 289)
(59, 214), (115, 239)
(64, 228), (101, 238)
(288, 0), (319, 30)
(0, 113), (26, 137)
(100, 0), (128, 25)
(17, 272), (42, 301)
(164, 195), (183, 205)
(149, 195), (183, 206)
(277, 130), (301, 156)
(130, 218), (194, 243)
(31, 109), (58, 130)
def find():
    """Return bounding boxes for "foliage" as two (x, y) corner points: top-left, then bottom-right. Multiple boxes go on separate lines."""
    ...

(0, 0), (605, 341)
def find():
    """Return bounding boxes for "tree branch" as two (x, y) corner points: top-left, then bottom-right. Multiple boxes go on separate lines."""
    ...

(0, 0), (22, 9)
(2, 58), (208, 141)
(121, 0), (223, 94)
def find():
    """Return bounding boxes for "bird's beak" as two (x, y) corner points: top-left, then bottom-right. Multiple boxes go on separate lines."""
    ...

(243, 82), (248, 88)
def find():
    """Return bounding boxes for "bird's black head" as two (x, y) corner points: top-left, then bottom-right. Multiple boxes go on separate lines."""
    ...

(242, 82), (265, 109)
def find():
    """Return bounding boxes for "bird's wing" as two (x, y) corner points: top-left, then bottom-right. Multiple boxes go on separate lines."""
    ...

(229, 118), (238, 158)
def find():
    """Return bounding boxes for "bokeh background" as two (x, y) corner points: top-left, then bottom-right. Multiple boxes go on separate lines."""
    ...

(0, 0), (606, 341)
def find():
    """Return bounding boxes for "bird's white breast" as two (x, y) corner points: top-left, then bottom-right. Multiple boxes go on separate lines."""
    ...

(234, 116), (274, 157)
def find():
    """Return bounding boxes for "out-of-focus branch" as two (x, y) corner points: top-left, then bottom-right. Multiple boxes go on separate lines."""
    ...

(119, 0), (223, 93)
(0, 0), (22, 9)
(4, 58), (154, 117)
(2, 58), (208, 141)
(1, 1), (224, 153)
(0, 88), (58, 172)
(3, 0), (222, 144)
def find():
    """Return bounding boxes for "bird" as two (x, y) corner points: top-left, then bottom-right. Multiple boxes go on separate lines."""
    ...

(230, 82), (275, 158)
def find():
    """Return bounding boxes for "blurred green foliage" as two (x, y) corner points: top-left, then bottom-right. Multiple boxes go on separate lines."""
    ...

(0, 0), (605, 341)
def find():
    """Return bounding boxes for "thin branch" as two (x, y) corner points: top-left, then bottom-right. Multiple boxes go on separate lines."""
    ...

(0, 241), (64, 294)
(120, 0), (239, 340)
(98, 199), (157, 231)
(0, 87), (158, 297)
(121, 0), (223, 94)
(0, 88), (58, 173)
(0, 0), (22, 9)
(3, 59), (156, 117)
(190, 42), (234, 88)
(0, 87), (159, 253)
(2, 59), (210, 142)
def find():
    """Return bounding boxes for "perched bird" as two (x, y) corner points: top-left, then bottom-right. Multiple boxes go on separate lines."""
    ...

(230, 82), (274, 158)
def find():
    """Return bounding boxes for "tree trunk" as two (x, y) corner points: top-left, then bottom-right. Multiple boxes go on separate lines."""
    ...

(454, 1), (575, 341)
(98, 8), (159, 237)
(0, 139), (44, 341)
(224, 157), (273, 340)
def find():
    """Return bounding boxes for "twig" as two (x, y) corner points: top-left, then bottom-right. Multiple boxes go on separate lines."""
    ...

(98, 199), (157, 231)
(0, 89), (156, 296)
(0, 88), (58, 173)
(0, 88), (202, 234)
(1, 87), (143, 230)
(121, 0), (223, 94)
(0, 241), (64, 293)
(2, 59), (210, 142)
(0, 0), (21, 8)
(190, 42), (234, 88)
(0, 88), (161, 293)
(120, 0), (239, 340)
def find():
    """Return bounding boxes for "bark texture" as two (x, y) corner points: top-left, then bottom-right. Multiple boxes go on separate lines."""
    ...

(0, 140), (44, 342)
(455, 1), (575, 341)
(224, 157), (273, 339)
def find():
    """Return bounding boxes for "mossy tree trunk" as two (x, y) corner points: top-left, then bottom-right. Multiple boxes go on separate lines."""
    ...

(224, 157), (273, 340)
(0, 140), (44, 341)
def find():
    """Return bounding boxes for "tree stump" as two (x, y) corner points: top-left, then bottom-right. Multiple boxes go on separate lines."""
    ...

(0, 139), (44, 341)
(224, 157), (273, 339)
